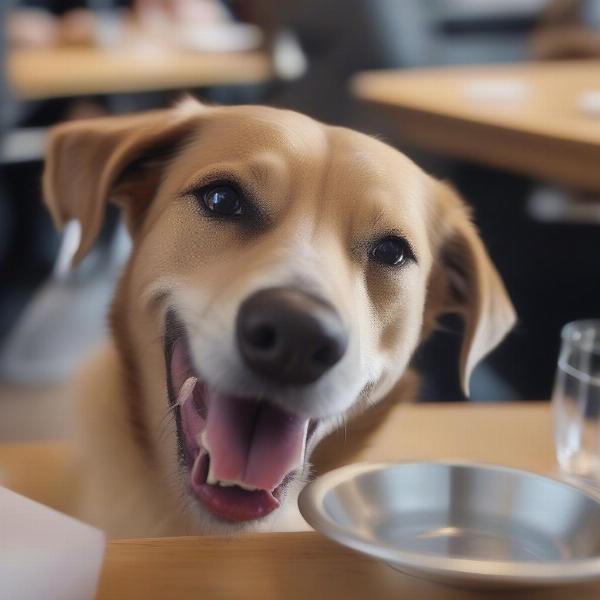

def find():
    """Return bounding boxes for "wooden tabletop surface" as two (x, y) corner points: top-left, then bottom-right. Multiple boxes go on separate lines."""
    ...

(8, 46), (272, 100)
(4, 400), (592, 599)
(353, 61), (600, 191)
(99, 530), (600, 600)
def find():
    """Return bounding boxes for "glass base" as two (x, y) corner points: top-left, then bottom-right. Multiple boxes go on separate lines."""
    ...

(553, 468), (600, 498)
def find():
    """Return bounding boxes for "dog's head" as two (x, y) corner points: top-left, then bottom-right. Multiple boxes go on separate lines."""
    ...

(43, 99), (515, 531)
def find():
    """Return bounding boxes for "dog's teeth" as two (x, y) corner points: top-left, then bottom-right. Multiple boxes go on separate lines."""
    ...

(176, 377), (198, 407)
(218, 480), (259, 492)
(217, 480), (235, 488)
(204, 451), (262, 490)
(205, 473), (260, 491)
(206, 463), (218, 485)
(236, 482), (260, 492)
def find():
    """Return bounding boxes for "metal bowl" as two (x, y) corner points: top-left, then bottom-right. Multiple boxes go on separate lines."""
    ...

(298, 461), (600, 589)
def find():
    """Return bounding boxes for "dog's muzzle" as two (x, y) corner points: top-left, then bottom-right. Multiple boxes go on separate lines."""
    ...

(165, 289), (347, 524)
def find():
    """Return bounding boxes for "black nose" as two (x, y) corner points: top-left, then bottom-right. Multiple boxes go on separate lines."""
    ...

(236, 287), (348, 385)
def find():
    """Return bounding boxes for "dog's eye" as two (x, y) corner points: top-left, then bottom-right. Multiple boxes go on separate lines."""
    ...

(203, 185), (242, 216)
(370, 236), (413, 267)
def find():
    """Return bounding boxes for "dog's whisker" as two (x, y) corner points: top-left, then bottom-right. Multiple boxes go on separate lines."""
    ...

(147, 334), (166, 346)
(156, 423), (175, 446)
(155, 408), (178, 445)
(159, 402), (179, 421)
(157, 409), (177, 434)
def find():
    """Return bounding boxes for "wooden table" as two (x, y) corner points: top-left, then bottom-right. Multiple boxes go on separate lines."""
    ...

(352, 61), (600, 191)
(5, 401), (595, 599)
(8, 47), (272, 100)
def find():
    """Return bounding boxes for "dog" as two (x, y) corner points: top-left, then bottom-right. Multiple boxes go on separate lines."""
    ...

(43, 98), (515, 538)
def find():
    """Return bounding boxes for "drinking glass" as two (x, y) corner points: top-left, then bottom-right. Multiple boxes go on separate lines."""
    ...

(553, 320), (600, 489)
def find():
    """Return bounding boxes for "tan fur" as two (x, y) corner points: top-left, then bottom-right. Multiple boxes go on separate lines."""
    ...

(43, 99), (515, 537)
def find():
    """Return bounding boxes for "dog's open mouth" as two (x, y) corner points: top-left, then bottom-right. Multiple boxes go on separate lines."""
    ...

(165, 313), (309, 523)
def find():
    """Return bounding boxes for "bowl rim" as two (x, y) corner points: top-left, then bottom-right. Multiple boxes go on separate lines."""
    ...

(298, 460), (600, 585)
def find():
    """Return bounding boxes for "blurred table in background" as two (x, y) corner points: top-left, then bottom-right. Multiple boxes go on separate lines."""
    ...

(353, 61), (600, 192)
(8, 47), (272, 100)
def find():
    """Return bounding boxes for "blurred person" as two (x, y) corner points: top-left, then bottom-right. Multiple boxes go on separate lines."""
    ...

(235, 0), (415, 125)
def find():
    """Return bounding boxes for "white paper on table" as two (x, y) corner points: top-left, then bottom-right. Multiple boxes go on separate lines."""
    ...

(464, 79), (529, 103)
(0, 486), (106, 600)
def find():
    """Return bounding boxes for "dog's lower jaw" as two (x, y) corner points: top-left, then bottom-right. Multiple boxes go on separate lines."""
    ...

(166, 314), (313, 523)
(181, 469), (312, 534)
(176, 380), (310, 522)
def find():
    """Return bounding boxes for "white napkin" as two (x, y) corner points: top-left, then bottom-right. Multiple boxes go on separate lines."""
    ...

(0, 487), (106, 600)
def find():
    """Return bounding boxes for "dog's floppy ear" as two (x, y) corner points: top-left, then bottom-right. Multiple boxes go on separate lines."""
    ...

(43, 102), (202, 265)
(430, 182), (516, 396)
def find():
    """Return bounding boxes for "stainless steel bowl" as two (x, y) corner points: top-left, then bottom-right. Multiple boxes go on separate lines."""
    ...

(298, 461), (600, 589)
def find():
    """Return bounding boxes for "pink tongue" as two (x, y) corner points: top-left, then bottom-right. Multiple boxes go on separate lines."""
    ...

(202, 391), (308, 491)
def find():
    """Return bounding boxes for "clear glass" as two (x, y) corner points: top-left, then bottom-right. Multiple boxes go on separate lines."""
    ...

(553, 320), (600, 487)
